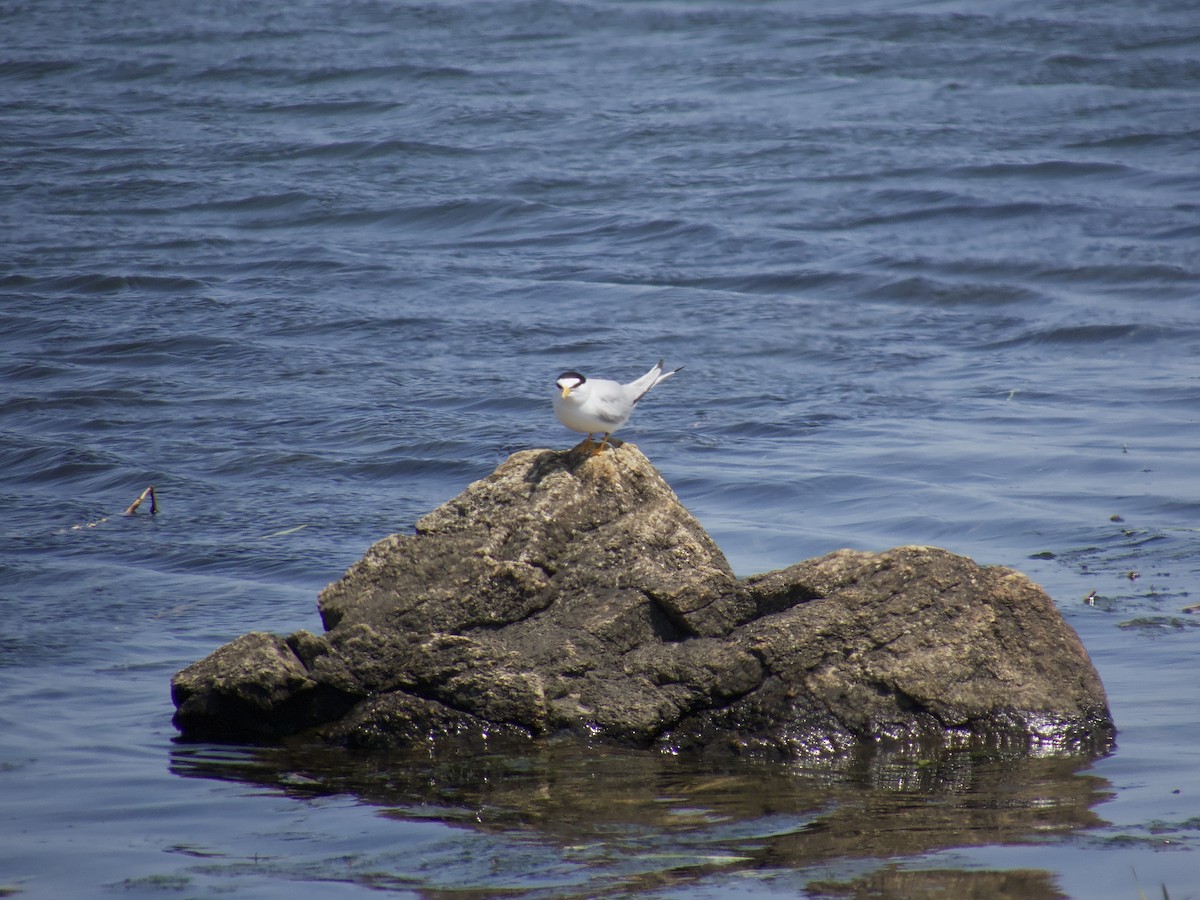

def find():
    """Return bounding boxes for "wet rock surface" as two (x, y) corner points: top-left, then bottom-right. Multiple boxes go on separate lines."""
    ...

(171, 443), (1114, 758)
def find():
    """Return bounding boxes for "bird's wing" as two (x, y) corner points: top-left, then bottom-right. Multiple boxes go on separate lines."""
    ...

(593, 382), (633, 424)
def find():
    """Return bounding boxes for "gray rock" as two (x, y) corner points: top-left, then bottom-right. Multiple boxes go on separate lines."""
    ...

(171, 443), (1114, 758)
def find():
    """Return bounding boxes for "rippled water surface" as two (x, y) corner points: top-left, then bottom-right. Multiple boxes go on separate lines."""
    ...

(3, 1), (1199, 897)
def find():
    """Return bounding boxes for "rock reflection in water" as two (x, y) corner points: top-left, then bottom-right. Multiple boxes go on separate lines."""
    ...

(170, 738), (1110, 897)
(807, 866), (1067, 899)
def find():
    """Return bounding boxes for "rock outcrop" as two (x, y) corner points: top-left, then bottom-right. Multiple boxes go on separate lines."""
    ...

(171, 443), (1114, 758)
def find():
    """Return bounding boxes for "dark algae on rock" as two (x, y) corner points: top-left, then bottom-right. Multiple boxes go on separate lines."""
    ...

(172, 443), (1114, 759)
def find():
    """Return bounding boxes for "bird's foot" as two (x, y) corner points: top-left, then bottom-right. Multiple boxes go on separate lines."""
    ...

(569, 434), (621, 456)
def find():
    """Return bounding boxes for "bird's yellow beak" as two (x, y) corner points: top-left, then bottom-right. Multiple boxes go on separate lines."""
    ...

(560, 385), (573, 398)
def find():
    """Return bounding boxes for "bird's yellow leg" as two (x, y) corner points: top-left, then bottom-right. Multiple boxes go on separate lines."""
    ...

(592, 432), (612, 455)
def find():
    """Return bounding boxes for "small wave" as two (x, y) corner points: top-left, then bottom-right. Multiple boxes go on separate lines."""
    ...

(93, 60), (175, 84)
(832, 200), (1081, 230)
(1027, 53), (1200, 91)
(0, 442), (135, 493)
(1034, 262), (1197, 285)
(979, 323), (1177, 349)
(686, 477), (808, 510)
(1066, 129), (1200, 151)
(648, 269), (872, 296)
(0, 384), (166, 416)
(867, 276), (1042, 307)
(951, 160), (1136, 180)
(607, 217), (723, 246)
(353, 456), (483, 481)
(267, 314), (443, 339)
(284, 138), (474, 161)
(17, 273), (209, 294)
(262, 99), (402, 117)
(0, 59), (77, 79)
(63, 333), (247, 366)
(335, 196), (552, 235)
(299, 62), (473, 84)
(177, 191), (316, 215)
(0, 358), (72, 381)
(1150, 223), (1200, 241)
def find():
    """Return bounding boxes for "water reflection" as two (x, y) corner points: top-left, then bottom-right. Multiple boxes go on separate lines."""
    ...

(170, 738), (1112, 897)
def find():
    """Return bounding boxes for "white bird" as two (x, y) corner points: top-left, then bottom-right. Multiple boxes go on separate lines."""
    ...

(554, 359), (682, 452)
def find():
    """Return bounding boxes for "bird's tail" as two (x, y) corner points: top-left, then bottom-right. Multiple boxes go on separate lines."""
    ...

(633, 359), (684, 403)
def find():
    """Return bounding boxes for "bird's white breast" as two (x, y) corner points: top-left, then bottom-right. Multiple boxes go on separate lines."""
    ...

(554, 382), (632, 434)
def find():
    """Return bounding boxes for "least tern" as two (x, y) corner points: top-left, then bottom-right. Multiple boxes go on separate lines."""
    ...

(554, 359), (682, 451)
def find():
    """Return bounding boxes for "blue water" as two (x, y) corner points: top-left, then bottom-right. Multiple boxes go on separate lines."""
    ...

(3, 0), (1199, 896)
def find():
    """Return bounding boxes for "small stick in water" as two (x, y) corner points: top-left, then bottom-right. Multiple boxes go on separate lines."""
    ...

(123, 486), (157, 516)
